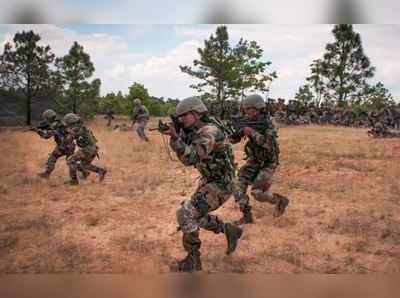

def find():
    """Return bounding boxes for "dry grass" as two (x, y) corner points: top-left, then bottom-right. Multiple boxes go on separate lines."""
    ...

(1, 119), (400, 273)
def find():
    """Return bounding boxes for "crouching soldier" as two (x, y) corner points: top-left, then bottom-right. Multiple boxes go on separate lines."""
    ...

(63, 113), (107, 185)
(230, 94), (289, 225)
(160, 96), (243, 272)
(33, 109), (81, 179)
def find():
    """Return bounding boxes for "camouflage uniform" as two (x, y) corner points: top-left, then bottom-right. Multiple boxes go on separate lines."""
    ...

(132, 98), (150, 142)
(168, 96), (243, 272)
(63, 113), (107, 185)
(34, 110), (80, 179)
(230, 95), (289, 225)
(104, 109), (114, 127)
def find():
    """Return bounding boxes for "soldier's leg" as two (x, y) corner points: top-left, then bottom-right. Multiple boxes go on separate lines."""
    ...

(250, 167), (289, 217)
(66, 151), (84, 185)
(39, 146), (63, 178)
(195, 182), (243, 255)
(170, 201), (203, 272)
(80, 150), (107, 182)
(136, 119), (149, 142)
(233, 164), (257, 224)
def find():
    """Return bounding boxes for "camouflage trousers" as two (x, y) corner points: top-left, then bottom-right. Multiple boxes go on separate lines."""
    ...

(234, 162), (279, 209)
(177, 179), (234, 235)
(135, 118), (149, 142)
(66, 145), (105, 181)
(45, 145), (75, 174)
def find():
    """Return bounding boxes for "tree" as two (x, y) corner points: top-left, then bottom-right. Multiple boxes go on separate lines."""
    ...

(180, 26), (275, 118)
(305, 59), (327, 107)
(317, 24), (375, 107)
(55, 41), (99, 115)
(360, 82), (394, 110)
(230, 38), (276, 100)
(294, 84), (314, 106)
(180, 26), (235, 117)
(0, 30), (55, 125)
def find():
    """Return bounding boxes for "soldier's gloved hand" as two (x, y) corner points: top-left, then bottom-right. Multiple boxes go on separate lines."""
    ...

(242, 127), (255, 137)
(160, 125), (178, 139)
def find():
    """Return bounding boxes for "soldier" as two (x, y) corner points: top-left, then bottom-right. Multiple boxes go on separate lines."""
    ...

(131, 98), (150, 142)
(63, 113), (107, 185)
(160, 96), (243, 272)
(104, 109), (115, 127)
(32, 109), (85, 179)
(230, 94), (289, 225)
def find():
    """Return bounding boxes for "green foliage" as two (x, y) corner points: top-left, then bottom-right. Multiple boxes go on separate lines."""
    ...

(317, 24), (375, 106)
(180, 26), (275, 118)
(0, 30), (55, 125)
(55, 41), (100, 118)
(294, 84), (314, 105)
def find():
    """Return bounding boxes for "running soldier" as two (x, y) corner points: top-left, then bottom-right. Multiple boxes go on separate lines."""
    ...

(32, 109), (85, 179)
(63, 113), (107, 185)
(132, 98), (150, 142)
(160, 96), (243, 272)
(230, 94), (289, 225)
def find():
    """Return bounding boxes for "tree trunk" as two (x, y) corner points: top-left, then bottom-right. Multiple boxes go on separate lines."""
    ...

(26, 95), (31, 125)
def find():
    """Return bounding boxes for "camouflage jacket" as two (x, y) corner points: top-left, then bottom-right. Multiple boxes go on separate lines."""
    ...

(230, 114), (279, 167)
(72, 126), (98, 149)
(36, 119), (75, 152)
(132, 105), (149, 122)
(170, 120), (235, 185)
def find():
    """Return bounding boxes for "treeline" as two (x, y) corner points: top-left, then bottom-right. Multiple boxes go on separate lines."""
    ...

(96, 83), (179, 117)
(1, 25), (396, 125)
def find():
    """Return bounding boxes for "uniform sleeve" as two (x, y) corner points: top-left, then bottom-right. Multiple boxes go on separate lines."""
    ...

(249, 128), (276, 151)
(170, 126), (218, 166)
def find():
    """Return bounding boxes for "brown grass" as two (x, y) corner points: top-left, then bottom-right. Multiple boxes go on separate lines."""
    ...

(1, 119), (400, 273)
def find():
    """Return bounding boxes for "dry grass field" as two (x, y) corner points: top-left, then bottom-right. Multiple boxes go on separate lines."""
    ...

(1, 116), (400, 273)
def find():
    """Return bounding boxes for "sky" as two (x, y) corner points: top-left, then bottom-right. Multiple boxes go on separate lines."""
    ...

(1, 24), (400, 101)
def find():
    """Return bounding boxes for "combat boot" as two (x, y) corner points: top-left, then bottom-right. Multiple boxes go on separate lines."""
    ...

(169, 250), (202, 273)
(98, 169), (107, 182)
(64, 179), (79, 186)
(38, 171), (51, 179)
(79, 170), (90, 180)
(224, 223), (243, 255)
(234, 205), (254, 225)
(273, 193), (289, 217)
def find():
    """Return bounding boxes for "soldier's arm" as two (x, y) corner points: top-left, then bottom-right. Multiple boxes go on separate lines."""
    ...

(170, 127), (217, 166)
(249, 128), (276, 151)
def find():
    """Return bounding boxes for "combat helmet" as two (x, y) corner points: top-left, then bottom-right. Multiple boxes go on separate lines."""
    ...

(242, 94), (265, 110)
(133, 98), (141, 105)
(63, 113), (81, 126)
(42, 109), (57, 122)
(176, 96), (208, 116)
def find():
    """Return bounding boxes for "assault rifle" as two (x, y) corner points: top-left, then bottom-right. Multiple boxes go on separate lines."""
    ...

(30, 120), (51, 132)
(226, 115), (269, 134)
(149, 114), (184, 134)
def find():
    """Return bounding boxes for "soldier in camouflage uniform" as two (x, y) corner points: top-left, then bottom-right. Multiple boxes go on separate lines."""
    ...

(230, 94), (289, 225)
(160, 96), (243, 272)
(132, 98), (150, 142)
(33, 109), (86, 179)
(63, 113), (107, 185)
(104, 109), (115, 127)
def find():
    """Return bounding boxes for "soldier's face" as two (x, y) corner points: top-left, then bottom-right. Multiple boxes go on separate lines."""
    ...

(243, 107), (260, 120)
(179, 111), (197, 128)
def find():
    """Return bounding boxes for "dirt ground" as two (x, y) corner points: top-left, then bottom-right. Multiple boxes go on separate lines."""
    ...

(1, 117), (400, 273)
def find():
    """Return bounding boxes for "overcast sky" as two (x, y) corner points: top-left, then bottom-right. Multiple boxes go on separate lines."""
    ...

(1, 24), (399, 101)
